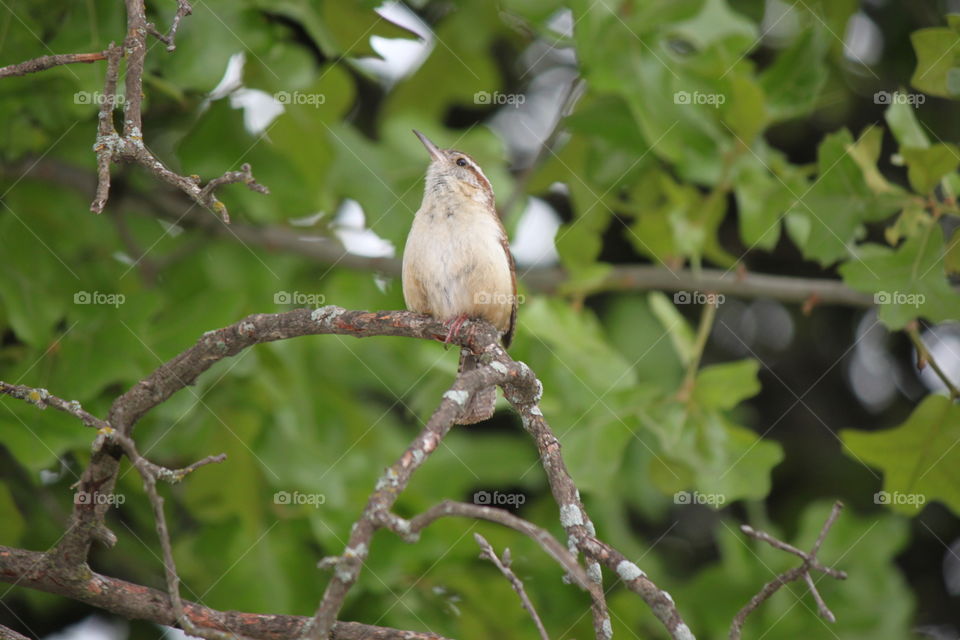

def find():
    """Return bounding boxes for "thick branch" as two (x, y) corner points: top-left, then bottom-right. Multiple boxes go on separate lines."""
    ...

(0, 624), (29, 640)
(122, 0), (148, 137)
(53, 309), (495, 577)
(0, 546), (448, 640)
(0, 52), (107, 78)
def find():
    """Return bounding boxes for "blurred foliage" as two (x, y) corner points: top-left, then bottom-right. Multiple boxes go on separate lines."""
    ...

(1, 1), (959, 639)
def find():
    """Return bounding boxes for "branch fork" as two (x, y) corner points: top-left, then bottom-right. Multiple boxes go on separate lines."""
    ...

(0, 309), (853, 640)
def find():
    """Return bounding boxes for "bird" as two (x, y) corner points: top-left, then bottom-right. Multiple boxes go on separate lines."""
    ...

(402, 130), (517, 424)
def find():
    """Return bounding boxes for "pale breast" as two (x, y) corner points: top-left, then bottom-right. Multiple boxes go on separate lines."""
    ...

(402, 202), (514, 333)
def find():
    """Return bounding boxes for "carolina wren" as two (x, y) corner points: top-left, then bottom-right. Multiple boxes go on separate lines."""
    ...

(402, 130), (517, 424)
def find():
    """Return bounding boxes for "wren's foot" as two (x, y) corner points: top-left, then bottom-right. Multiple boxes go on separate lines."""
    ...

(443, 314), (469, 346)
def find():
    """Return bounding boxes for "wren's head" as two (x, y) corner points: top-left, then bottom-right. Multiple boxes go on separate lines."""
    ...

(413, 130), (494, 208)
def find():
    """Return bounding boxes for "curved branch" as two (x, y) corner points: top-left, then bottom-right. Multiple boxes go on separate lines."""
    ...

(0, 546), (448, 640)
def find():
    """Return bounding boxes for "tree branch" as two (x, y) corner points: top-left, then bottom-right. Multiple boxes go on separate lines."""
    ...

(729, 501), (847, 639)
(906, 321), (960, 399)
(146, 0), (193, 51)
(398, 500), (590, 590)
(0, 52), (107, 78)
(0, 0), (267, 219)
(107, 429), (232, 639)
(2, 304), (858, 640)
(0, 382), (108, 430)
(0, 156), (890, 308)
(0, 546), (449, 640)
(474, 533), (551, 640)
(2, 306), (696, 640)
(0, 624), (30, 640)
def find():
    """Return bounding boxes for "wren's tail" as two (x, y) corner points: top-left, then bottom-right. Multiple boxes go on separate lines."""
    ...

(456, 349), (496, 425)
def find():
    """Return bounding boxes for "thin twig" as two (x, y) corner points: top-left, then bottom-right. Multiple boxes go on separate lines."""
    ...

(729, 501), (847, 639)
(474, 533), (551, 640)
(146, 0), (193, 51)
(0, 382), (109, 430)
(803, 572), (836, 623)
(384, 500), (591, 591)
(0, 51), (107, 78)
(109, 432), (233, 639)
(91, 44), (123, 214)
(906, 321), (960, 399)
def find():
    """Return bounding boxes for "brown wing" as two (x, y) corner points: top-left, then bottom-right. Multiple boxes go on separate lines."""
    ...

(500, 233), (517, 349)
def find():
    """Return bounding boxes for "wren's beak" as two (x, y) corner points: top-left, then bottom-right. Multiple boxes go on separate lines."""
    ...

(413, 129), (444, 162)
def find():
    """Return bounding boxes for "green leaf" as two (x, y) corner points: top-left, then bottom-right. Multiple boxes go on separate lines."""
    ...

(669, 0), (758, 55)
(733, 158), (803, 251)
(910, 15), (960, 99)
(900, 144), (960, 194)
(884, 205), (933, 246)
(842, 394), (960, 516)
(848, 125), (900, 194)
(564, 388), (650, 494)
(644, 407), (783, 503)
(721, 73), (767, 144)
(648, 291), (696, 367)
(796, 129), (901, 265)
(0, 483), (25, 545)
(758, 26), (829, 121)
(884, 95), (930, 149)
(603, 295), (685, 394)
(839, 224), (960, 329)
(519, 297), (637, 403)
(693, 359), (761, 410)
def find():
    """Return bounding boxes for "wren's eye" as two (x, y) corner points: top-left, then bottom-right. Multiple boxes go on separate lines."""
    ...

(455, 158), (468, 167)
